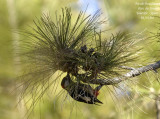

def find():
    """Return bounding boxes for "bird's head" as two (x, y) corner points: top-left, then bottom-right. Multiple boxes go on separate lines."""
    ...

(61, 73), (71, 89)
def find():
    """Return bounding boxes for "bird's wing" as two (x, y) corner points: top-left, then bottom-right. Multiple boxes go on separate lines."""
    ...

(79, 84), (95, 96)
(78, 95), (91, 102)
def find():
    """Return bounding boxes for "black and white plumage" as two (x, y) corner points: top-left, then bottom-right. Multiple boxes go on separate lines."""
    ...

(61, 73), (103, 104)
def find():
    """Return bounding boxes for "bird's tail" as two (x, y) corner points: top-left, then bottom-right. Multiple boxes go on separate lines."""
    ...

(95, 98), (103, 104)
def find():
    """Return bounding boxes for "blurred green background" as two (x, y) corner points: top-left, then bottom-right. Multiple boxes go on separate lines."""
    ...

(0, 0), (160, 119)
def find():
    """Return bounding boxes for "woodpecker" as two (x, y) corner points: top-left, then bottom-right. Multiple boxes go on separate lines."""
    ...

(61, 73), (103, 104)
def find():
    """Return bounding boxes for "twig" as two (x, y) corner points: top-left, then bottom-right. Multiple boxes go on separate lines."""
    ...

(81, 61), (160, 85)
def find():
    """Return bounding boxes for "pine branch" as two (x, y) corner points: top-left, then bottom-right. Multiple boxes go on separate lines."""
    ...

(81, 61), (160, 85)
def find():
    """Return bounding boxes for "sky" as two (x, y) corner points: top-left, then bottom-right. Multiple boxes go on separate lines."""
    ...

(78, 0), (100, 15)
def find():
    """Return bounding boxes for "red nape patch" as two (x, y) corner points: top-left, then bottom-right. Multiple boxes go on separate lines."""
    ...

(94, 91), (100, 97)
(61, 85), (64, 89)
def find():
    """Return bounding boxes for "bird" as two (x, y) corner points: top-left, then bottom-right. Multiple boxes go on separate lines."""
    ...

(61, 73), (103, 105)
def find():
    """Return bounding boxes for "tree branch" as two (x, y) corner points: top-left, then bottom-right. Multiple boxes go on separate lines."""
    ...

(81, 61), (160, 85)
(119, 66), (135, 70)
